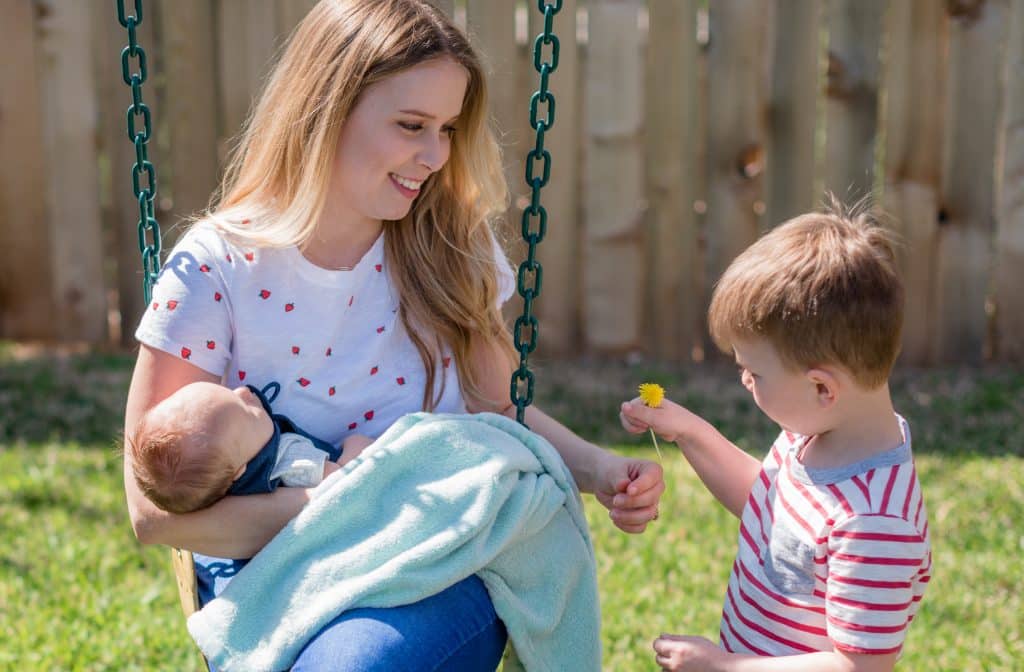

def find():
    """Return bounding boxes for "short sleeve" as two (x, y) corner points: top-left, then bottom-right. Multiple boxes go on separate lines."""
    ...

(490, 231), (516, 307)
(134, 227), (233, 377)
(826, 514), (930, 655)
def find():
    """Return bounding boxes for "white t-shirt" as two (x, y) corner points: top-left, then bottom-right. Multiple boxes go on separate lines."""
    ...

(136, 222), (515, 446)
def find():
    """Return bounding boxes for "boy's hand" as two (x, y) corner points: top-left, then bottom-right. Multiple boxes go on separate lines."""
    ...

(338, 434), (374, 467)
(620, 397), (705, 444)
(653, 634), (724, 671)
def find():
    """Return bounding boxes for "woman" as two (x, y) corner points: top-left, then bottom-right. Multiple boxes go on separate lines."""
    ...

(123, 1), (664, 669)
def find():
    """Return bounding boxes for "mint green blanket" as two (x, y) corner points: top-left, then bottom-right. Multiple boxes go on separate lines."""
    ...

(187, 412), (601, 671)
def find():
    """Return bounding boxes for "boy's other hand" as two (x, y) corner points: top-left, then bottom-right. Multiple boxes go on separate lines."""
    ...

(653, 634), (723, 671)
(620, 397), (705, 444)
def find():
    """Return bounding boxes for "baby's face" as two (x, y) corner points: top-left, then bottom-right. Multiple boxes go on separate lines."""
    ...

(174, 383), (275, 476)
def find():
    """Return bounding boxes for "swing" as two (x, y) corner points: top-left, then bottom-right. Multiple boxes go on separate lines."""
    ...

(115, 0), (563, 655)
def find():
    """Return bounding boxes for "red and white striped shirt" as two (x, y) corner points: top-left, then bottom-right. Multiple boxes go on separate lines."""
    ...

(720, 415), (931, 656)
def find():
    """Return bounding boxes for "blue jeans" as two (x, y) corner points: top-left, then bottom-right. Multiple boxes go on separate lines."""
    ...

(194, 554), (507, 672)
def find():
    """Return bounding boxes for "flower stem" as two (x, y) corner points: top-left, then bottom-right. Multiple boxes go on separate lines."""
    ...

(648, 428), (663, 461)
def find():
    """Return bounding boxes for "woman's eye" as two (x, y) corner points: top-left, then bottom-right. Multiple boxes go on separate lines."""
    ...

(398, 122), (423, 132)
(442, 126), (456, 137)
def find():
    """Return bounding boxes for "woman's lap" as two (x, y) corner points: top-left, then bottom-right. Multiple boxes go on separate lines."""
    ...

(194, 554), (507, 672)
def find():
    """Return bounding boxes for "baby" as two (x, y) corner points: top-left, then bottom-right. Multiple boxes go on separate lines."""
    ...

(127, 382), (371, 513)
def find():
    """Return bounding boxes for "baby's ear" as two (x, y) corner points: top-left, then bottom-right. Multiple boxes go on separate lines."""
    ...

(806, 367), (839, 407)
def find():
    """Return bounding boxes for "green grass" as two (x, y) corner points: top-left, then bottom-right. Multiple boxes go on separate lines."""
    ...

(1, 348), (1021, 670)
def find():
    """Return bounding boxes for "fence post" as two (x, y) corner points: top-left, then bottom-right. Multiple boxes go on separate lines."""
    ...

(160, 0), (220, 245)
(703, 0), (771, 348)
(765, 0), (822, 228)
(994, 0), (1024, 362)
(823, 0), (884, 203)
(583, 0), (645, 352)
(935, 0), (1008, 363)
(0, 0), (58, 339)
(880, 0), (947, 365)
(36, 0), (108, 342)
(645, 0), (699, 361)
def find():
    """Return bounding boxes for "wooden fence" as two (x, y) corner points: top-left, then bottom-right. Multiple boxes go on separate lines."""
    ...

(1, 0), (1022, 366)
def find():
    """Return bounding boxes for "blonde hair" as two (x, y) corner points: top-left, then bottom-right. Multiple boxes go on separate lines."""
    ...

(126, 413), (237, 514)
(204, 0), (513, 409)
(708, 199), (904, 388)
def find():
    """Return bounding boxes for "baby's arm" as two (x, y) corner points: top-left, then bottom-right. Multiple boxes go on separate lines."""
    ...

(337, 433), (374, 467)
(620, 397), (760, 518)
(651, 635), (898, 672)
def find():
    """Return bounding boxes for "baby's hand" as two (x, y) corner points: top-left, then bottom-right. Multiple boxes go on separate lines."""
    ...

(620, 397), (704, 444)
(338, 434), (374, 467)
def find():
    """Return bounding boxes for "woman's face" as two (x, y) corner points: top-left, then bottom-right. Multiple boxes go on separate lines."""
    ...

(329, 57), (469, 225)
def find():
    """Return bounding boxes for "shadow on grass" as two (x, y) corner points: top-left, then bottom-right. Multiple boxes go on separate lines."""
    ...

(0, 345), (134, 447)
(2, 343), (1021, 458)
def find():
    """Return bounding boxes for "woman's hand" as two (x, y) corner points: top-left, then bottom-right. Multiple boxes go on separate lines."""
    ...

(593, 453), (665, 533)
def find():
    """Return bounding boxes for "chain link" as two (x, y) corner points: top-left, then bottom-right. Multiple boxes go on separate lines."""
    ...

(117, 0), (161, 303)
(511, 0), (562, 426)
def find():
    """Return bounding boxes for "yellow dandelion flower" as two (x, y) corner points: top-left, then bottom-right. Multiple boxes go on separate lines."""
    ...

(638, 382), (665, 408)
(637, 382), (666, 460)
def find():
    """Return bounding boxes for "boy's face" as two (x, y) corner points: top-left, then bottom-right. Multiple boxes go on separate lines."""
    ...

(732, 337), (827, 436)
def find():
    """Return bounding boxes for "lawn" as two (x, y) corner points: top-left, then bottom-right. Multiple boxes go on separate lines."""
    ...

(1, 345), (1021, 670)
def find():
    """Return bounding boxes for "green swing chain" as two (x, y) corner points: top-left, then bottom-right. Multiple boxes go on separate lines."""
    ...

(117, 0), (161, 304)
(511, 0), (562, 426)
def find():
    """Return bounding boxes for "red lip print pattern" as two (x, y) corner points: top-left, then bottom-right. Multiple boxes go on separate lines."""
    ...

(152, 302), (159, 310)
(291, 346), (300, 355)
(396, 377), (405, 385)
(245, 252), (255, 262)
(259, 289), (271, 299)
(199, 264), (211, 273)
(443, 357), (451, 368)
(326, 347), (332, 357)
(364, 410), (374, 421)
(374, 264), (382, 272)
(376, 326), (385, 334)
(214, 292), (222, 302)
(348, 296), (354, 307)
(298, 377), (310, 387)
(238, 371), (246, 381)
(206, 340), (216, 350)
(181, 347), (191, 360)
(166, 300), (179, 310)
(285, 303), (295, 312)
(329, 386), (336, 396)
(226, 253), (232, 263)
(348, 422), (357, 430)
(370, 366), (378, 375)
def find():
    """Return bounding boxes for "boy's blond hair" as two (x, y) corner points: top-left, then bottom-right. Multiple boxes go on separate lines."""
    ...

(708, 200), (904, 389)
(126, 413), (237, 514)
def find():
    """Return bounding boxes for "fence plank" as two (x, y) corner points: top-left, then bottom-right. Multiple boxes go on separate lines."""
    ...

(217, 1), (279, 157)
(583, 0), (645, 352)
(160, 0), (220, 239)
(823, 0), (883, 203)
(645, 0), (699, 360)
(703, 0), (771, 339)
(35, 0), (107, 341)
(0, 0), (57, 339)
(994, 0), (1024, 362)
(766, 0), (822, 227)
(881, 0), (947, 364)
(935, 0), (1008, 363)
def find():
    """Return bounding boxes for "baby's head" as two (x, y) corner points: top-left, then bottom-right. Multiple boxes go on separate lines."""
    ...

(708, 200), (903, 428)
(127, 382), (274, 513)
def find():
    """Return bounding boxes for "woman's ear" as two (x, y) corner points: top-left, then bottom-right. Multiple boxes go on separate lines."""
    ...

(806, 367), (839, 408)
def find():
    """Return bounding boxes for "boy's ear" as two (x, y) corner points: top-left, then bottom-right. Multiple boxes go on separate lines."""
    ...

(806, 367), (839, 408)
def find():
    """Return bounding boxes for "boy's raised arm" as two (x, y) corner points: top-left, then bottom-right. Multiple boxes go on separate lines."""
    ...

(620, 398), (760, 518)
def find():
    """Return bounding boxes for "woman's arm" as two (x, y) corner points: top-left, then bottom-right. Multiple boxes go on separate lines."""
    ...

(467, 342), (664, 533)
(124, 345), (311, 557)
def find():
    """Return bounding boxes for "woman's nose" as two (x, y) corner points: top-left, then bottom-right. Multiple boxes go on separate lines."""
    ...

(417, 134), (449, 173)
